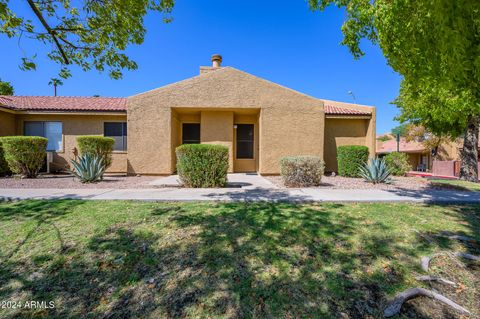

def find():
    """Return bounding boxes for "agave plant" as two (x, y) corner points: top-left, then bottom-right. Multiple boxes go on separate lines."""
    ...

(69, 153), (106, 183)
(359, 158), (392, 184)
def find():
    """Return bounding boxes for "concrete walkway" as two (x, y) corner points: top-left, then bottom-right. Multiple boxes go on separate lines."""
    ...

(1, 187), (480, 203)
(148, 173), (278, 189)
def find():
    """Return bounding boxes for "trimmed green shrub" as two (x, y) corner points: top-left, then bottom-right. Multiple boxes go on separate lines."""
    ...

(337, 145), (369, 177)
(384, 152), (411, 176)
(0, 139), (11, 176)
(280, 156), (325, 187)
(69, 153), (106, 183)
(176, 144), (229, 188)
(1, 136), (47, 178)
(77, 136), (114, 169)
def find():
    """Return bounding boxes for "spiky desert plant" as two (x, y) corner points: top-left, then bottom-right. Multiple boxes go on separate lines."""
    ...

(69, 153), (106, 183)
(359, 158), (392, 184)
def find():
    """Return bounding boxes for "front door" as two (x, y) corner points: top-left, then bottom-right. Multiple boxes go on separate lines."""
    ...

(234, 124), (256, 172)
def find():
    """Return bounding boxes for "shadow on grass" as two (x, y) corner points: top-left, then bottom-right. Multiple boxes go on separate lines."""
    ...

(0, 200), (478, 318)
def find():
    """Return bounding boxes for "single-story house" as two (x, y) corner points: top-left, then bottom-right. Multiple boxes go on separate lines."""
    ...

(376, 135), (460, 172)
(0, 55), (376, 175)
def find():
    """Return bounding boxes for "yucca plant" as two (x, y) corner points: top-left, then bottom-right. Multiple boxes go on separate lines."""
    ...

(69, 154), (106, 183)
(359, 158), (392, 184)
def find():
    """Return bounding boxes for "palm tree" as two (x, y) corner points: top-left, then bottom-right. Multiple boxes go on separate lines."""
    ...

(48, 78), (63, 96)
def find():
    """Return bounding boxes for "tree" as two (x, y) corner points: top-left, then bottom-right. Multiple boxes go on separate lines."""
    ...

(48, 78), (63, 96)
(0, 78), (14, 95)
(391, 124), (409, 138)
(404, 124), (453, 160)
(0, 0), (174, 79)
(308, 0), (480, 181)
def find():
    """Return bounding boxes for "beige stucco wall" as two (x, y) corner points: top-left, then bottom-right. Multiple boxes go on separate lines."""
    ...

(128, 67), (326, 175)
(324, 118), (372, 172)
(437, 141), (461, 161)
(0, 109), (16, 136)
(12, 114), (128, 173)
(200, 111), (234, 172)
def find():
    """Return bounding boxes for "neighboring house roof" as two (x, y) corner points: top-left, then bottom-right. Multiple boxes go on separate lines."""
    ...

(0, 95), (127, 112)
(376, 137), (426, 154)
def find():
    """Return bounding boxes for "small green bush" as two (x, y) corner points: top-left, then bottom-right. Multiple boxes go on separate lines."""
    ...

(0, 139), (11, 176)
(176, 144), (229, 188)
(384, 152), (411, 176)
(1, 136), (47, 178)
(77, 136), (114, 169)
(280, 156), (325, 187)
(337, 145), (369, 177)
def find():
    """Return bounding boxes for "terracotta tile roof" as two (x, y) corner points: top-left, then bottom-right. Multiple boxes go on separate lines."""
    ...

(324, 104), (371, 115)
(0, 95), (127, 112)
(0, 95), (371, 116)
(377, 137), (426, 153)
(0, 96), (13, 106)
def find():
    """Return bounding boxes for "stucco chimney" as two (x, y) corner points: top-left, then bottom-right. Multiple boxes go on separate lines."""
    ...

(211, 54), (222, 67)
(200, 54), (223, 74)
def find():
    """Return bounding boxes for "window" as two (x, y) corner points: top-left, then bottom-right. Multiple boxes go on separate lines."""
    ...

(236, 124), (254, 159)
(104, 122), (127, 151)
(182, 123), (200, 144)
(24, 121), (63, 151)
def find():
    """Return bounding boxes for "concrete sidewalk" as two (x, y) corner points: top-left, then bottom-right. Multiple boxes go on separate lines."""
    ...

(1, 187), (480, 203)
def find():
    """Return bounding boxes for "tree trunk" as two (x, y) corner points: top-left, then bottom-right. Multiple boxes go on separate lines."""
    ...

(459, 116), (479, 182)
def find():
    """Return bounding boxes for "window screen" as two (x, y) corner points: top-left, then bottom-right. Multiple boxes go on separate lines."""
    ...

(182, 123), (200, 144)
(236, 124), (254, 159)
(24, 121), (63, 151)
(104, 122), (127, 151)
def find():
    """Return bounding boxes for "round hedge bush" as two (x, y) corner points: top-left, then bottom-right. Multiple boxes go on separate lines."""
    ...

(1, 136), (48, 178)
(176, 144), (229, 188)
(0, 139), (11, 176)
(337, 145), (369, 177)
(77, 136), (115, 169)
(280, 156), (325, 187)
(384, 152), (411, 176)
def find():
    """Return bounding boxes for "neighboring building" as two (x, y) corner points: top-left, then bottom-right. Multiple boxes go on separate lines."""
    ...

(0, 55), (376, 175)
(376, 134), (460, 171)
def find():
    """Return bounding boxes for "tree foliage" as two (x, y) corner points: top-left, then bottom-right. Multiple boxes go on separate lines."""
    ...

(391, 124), (409, 137)
(404, 124), (453, 156)
(0, 0), (175, 79)
(0, 78), (14, 95)
(309, 0), (480, 181)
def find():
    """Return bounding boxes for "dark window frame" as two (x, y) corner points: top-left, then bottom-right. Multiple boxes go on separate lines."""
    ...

(104, 122), (127, 151)
(24, 121), (63, 151)
(236, 124), (254, 159)
(182, 123), (201, 144)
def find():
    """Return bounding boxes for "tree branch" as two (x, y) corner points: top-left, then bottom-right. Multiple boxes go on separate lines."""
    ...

(26, 0), (70, 65)
(57, 35), (95, 51)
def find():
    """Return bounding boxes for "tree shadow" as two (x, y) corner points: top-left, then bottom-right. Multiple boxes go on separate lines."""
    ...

(385, 183), (480, 204)
(203, 187), (315, 202)
(0, 201), (478, 318)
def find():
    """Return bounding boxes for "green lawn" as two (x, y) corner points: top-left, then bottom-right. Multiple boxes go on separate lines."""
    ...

(0, 200), (478, 318)
(430, 178), (480, 192)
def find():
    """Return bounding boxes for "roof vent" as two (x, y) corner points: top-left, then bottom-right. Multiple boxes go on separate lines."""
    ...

(211, 54), (222, 68)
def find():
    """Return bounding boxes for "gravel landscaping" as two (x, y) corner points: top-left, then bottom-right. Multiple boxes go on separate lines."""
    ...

(0, 174), (158, 189)
(265, 174), (432, 190)
(0, 173), (470, 192)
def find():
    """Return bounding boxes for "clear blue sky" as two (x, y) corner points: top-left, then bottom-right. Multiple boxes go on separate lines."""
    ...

(0, 0), (402, 134)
